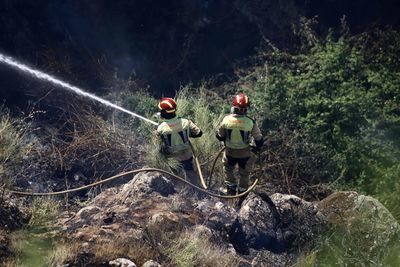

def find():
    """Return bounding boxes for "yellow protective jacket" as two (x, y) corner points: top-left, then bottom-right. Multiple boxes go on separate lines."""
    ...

(217, 114), (263, 158)
(157, 117), (202, 161)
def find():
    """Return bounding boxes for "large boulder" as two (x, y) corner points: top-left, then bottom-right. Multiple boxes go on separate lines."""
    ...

(271, 193), (325, 249)
(317, 191), (400, 257)
(236, 193), (281, 253)
(64, 170), (335, 265)
(119, 172), (176, 203)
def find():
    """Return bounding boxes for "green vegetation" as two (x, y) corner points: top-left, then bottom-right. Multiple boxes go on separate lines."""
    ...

(119, 29), (399, 224)
(167, 229), (241, 267)
(113, 27), (400, 266)
(1, 20), (399, 267)
(298, 223), (400, 266)
(250, 29), (400, 219)
(0, 107), (32, 199)
(28, 197), (60, 227)
(248, 28), (400, 266)
(12, 228), (56, 267)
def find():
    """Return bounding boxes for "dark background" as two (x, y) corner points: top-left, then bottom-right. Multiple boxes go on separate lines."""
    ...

(0, 0), (399, 105)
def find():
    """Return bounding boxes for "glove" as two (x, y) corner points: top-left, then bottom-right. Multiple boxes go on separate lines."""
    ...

(216, 133), (226, 141)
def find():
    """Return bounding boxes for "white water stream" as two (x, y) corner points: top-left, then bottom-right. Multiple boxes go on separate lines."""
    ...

(0, 53), (158, 126)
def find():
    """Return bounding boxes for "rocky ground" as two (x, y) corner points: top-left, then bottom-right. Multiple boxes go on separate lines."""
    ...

(39, 171), (399, 266)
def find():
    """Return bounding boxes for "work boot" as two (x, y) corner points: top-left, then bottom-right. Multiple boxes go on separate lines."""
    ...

(237, 187), (249, 207)
(226, 184), (237, 196)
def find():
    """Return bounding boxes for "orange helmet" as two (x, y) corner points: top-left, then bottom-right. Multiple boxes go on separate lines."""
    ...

(232, 93), (250, 108)
(158, 97), (177, 113)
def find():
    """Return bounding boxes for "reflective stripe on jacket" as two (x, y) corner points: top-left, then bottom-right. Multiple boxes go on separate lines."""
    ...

(157, 117), (191, 154)
(218, 114), (255, 149)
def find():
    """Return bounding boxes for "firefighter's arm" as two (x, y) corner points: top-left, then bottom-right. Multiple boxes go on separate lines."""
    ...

(189, 120), (203, 138)
(216, 121), (226, 141)
(252, 122), (264, 148)
(155, 126), (169, 155)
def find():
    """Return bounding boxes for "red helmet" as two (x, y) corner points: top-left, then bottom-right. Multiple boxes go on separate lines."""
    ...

(232, 93), (250, 108)
(158, 97), (177, 113)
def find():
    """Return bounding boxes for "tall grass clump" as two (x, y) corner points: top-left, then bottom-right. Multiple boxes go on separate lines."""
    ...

(176, 87), (226, 164)
(116, 86), (229, 179)
(28, 197), (60, 227)
(167, 228), (241, 267)
(0, 107), (32, 199)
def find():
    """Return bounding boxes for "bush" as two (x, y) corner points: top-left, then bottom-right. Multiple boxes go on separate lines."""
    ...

(28, 197), (60, 227)
(298, 227), (400, 266)
(249, 29), (400, 217)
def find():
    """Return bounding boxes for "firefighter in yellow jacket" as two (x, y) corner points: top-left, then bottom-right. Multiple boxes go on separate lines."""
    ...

(216, 93), (263, 195)
(156, 97), (203, 186)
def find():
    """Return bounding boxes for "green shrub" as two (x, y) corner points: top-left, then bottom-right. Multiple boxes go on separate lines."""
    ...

(28, 197), (60, 226)
(250, 29), (400, 217)
(298, 226), (400, 266)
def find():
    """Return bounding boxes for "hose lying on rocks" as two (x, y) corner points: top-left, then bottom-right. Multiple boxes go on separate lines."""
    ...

(8, 167), (258, 199)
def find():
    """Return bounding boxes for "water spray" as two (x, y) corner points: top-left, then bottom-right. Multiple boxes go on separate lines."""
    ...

(0, 53), (210, 191)
(0, 53), (158, 126)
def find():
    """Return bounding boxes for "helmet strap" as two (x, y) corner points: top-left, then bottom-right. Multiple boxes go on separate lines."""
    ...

(160, 110), (177, 119)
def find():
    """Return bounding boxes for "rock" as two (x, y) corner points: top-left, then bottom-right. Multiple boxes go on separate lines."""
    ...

(148, 212), (180, 232)
(75, 206), (101, 224)
(0, 202), (26, 230)
(109, 258), (136, 267)
(317, 191), (400, 257)
(192, 225), (214, 240)
(63, 169), (335, 266)
(141, 260), (161, 267)
(120, 172), (175, 202)
(237, 193), (280, 252)
(251, 250), (297, 267)
(207, 201), (238, 230)
(271, 193), (325, 249)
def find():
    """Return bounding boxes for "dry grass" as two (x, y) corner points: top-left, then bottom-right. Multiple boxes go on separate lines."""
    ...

(167, 228), (243, 267)
(0, 107), (32, 199)
(48, 234), (164, 267)
(255, 124), (335, 200)
(28, 197), (60, 227)
(49, 223), (245, 267)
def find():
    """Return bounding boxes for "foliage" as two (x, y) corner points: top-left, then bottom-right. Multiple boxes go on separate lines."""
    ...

(250, 29), (400, 218)
(117, 86), (228, 182)
(298, 226), (400, 266)
(28, 197), (60, 226)
(167, 229), (241, 267)
(175, 87), (227, 176)
(0, 107), (32, 198)
(112, 89), (159, 138)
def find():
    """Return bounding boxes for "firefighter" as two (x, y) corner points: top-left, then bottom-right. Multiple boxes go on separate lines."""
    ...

(216, 93), (263, 195)
(156, 97), (203, 186)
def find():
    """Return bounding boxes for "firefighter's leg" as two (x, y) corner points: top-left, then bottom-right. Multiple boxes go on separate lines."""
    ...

(223, 153), (238, 195)
(180, 157), (200, 187)
(237, 154), (255, 192)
